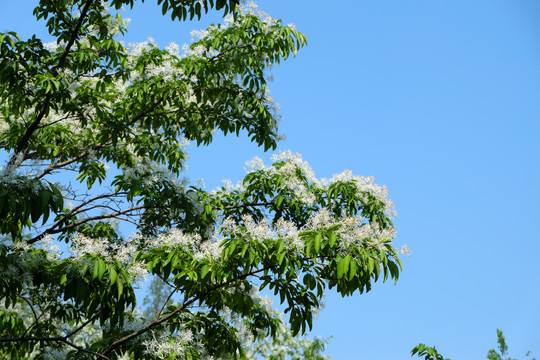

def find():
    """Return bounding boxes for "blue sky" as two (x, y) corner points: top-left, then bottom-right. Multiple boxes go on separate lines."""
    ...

(2, 1), (540, 359)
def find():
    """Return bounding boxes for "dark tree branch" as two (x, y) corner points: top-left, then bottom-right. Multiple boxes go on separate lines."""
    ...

(65, 312), (101, 339)
(0, 311), (104, 357)
(209, 44), (252, 62)
(225, 201), (274, 210)
(19, 296), (39, 338)
(36, 114), (79, 129)
(28, 204), (144, 244)
(156, 286), (179, 321)
(61, 338), (110, 360)
(35, 142), (111, 179)
(58, 205), (146, 231)
(27, 192), (128, 243)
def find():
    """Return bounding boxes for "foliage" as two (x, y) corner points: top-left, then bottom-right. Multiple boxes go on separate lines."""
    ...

(486, 329), (536, 360)
(0, 0), (403, 358)
(411, 344), (450, 360)
(412, 329), (536, 360)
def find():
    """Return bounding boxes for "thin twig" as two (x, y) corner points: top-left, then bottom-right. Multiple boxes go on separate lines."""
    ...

(66, 312), (101, 339)
(19, 296), (39, 338)
(156, 286), (179, 321)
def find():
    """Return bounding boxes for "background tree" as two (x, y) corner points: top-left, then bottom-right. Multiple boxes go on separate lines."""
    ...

(0, 0), (403, 358)
(411, 344), (450, 360)
(486, 329), (536, 360)
(412, 329), (536, 360)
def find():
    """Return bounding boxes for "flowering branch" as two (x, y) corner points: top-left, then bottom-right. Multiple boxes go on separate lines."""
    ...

(0, 312), (105, 359)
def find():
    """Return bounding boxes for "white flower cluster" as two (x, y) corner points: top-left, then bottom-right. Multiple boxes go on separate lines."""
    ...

(221, 215), (303, 251)
(335, 215), (397, 253)
(398, 244), (412, 256)
(305, 208), (334, 230)
(328, 169), (397, 219)
(245, 151), (317, 206)
(238, 1), (276, 28)
(246, 150), (397, 218)
(193, 239), (223, 261)
(219, 151), (400, 255)
(0, 168), (37, 191)
(37, 234), (62, 260)
(0, 116), (8, 135)
(70, 233), (148, 284)
(153, 228), (201, 247)
(143, 329), (194, 360)
(148, 228), (223, 261)
(122, 150), (188, 189)
(126, 38), (185, 83)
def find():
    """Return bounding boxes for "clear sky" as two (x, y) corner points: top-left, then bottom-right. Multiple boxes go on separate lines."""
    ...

(2, 1), (540, 359)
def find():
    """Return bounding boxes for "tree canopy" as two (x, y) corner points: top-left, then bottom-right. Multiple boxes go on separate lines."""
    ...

(0, 1), (404, 358)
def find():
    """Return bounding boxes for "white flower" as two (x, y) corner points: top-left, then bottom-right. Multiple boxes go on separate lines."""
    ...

(166, 42), (180, 56)
(127, 261), (149, 286)
(398, 244), (412, 256)
(193, 239), (222, 261)
(143, 329), (194, 359)
(307, 209), (334, 230)
(37, 234), (62, 260)
(154, 228), (201, 248)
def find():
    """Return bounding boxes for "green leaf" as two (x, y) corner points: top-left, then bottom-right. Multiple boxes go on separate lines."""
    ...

(277, 251), (286, 265)
(313, 232), (322, 254)
(348, 259), (357, 281)
(336, 257), (345, 280)
(109, 267), (118, 287)
(116, 277), (123, 297)
(328, 232), (337, 247)
(200, 265), (210, 279)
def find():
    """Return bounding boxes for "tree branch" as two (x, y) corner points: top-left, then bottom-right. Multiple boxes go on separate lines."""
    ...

(19, 296), (39, 338)
(13, 0), (95, 156)
(101, 264), (277, 356)
(65, 312), (101, 339)
(35, 142), (111, 179)
(61, 338), (110, 360)
(28, 203), (143, 244)
(209, 44), (252, 62)
(0, 336), (109, 360)
(156, 286), (179, 320)
(225, 201), (274, 210)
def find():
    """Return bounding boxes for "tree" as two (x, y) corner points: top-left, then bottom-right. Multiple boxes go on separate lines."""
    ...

(411, 329), (536, 360)
(488, 329), (515, 360)
(486, 329), (536, 360)
(411, 344), (450, 360)
(0, 0), (404, 358)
